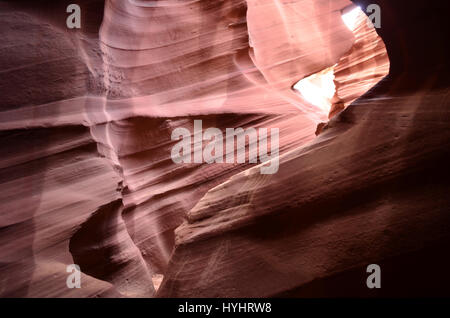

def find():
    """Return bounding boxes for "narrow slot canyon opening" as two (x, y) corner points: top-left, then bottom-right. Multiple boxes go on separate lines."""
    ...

(293, 66), (336, 116)
(341, 5), (363, 32)
(152, 274), (164, 291)
(293, 5), (389, 135)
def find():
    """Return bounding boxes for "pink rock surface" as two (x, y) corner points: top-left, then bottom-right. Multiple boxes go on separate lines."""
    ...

(0, 0), (449, 298)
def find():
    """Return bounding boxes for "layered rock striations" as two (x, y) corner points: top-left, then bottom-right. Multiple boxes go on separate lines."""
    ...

(0, 0), (448, 298)
(158, 0), (450, 297)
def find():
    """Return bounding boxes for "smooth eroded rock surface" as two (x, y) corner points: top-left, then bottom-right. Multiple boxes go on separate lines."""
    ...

(1, 0), (448, 297)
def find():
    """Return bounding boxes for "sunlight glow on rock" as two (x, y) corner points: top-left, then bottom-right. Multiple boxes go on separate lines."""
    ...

(293, 66), (336, 114)
(341, 6), (362, 31)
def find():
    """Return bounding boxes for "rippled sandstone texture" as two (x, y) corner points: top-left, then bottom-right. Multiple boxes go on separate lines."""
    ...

(0, 0), (449, 297)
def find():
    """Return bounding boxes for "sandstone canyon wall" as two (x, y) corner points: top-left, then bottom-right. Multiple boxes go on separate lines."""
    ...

(0, 0), (449, 297)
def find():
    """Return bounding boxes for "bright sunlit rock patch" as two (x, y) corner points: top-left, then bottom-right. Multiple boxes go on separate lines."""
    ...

(341, 6), (363, 31)
(293, 66), (336, 114)
(293, 6), (367, 114)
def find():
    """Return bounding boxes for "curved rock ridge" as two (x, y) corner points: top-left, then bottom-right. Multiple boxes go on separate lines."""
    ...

(332, 5), (389, 114)
(0, 0), (375, 297)
(157, 0), (450, 297)
(0, 0), (360, 297)
(3, 0), (448, 298)
(0, 0), (122, 297)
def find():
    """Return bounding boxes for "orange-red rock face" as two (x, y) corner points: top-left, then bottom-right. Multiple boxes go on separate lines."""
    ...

(0, 0), (449, 298)
(333, 7), (389, 110)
